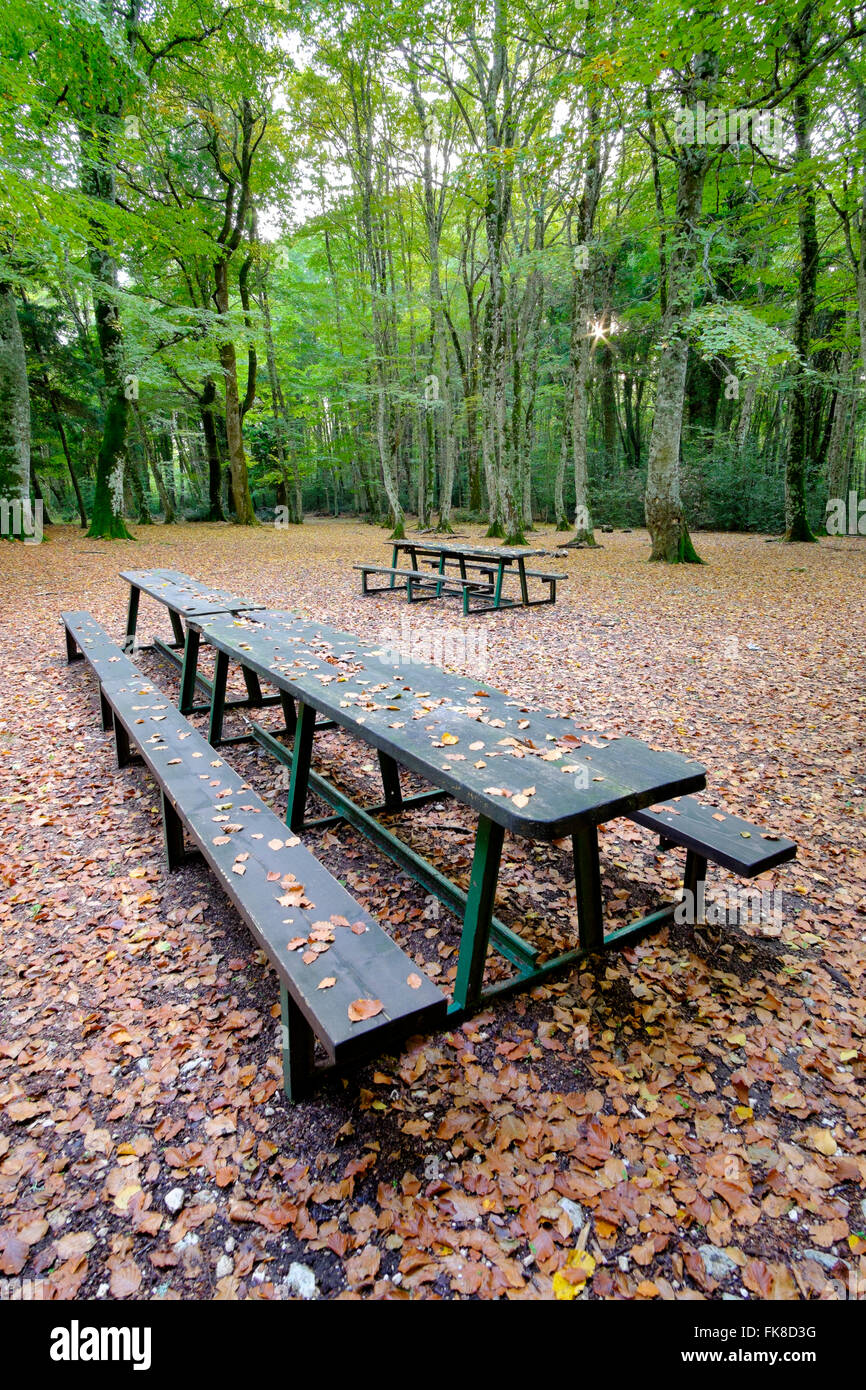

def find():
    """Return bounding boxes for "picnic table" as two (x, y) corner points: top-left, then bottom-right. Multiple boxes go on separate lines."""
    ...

(120, 568), (270, 716)
(193, 608), (707, 1016)
(357, 540), (567, 613)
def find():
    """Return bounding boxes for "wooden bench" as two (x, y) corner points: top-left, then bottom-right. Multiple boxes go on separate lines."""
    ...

(62, 611), (142, 730)
(521, 568), (567, 585)
(354, 564), (493, 600)
(629, 797), (796, 923)
(64, 615), (447, 1099)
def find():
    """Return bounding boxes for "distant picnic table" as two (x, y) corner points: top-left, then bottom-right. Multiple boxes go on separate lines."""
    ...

(355, 539), (567, 613)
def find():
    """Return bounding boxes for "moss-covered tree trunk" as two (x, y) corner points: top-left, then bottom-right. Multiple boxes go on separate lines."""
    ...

(213, 255), (256, 526)
(644, 52), (716, 564)
(0, 283), (31, 536)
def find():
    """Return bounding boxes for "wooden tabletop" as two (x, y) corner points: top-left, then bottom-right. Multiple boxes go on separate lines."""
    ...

(120, 569), (264, 619)
(391, 540), (557, 561)
(197, 609), (706, 840)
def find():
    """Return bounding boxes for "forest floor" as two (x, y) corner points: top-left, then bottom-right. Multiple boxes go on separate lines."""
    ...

(1, 518), (864, 1301)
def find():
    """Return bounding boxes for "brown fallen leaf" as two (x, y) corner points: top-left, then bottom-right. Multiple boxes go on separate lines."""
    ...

(56, 1232), (96, 1261)
(407, 974), (422, 989)
(348, 998), (384, 1022)
(317, 977), (336, 990)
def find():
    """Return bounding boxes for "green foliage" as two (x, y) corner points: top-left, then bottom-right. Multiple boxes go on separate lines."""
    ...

(684, 305), (797, 376)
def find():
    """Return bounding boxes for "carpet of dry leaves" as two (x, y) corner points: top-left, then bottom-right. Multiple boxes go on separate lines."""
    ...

(0, 519), (864, 1302)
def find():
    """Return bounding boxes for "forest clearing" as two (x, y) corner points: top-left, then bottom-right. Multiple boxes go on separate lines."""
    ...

(1, 521), (864, 1315)
(1, 0), (866, 1343)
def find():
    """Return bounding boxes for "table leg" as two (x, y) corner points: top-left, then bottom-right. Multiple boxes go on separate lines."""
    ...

(684, 849), (708, 925)
(437, 551), (446, 598)
(286, 701), (316, 832)
(178, 628), (201, 715)
(517, 558), (530, 606)
(572, 823), (604, 950)
(389, 543), (399, 588)
(280, 984), (315, 1102)
(452, 816), (505, 1012)
(125, 585), (140, 649)
(240, 664), (264, 706)
(208, 649), (229, 746)
(493, 562), (506, 610)
(377, 750), (403, 810)
(168, 607), (185, 648)
(280, 691), (297, 736)
(161, 791), (186, 870)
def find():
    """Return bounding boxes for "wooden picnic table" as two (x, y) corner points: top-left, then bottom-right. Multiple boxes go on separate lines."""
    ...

(119, 568), (268, 716)
(193, 608), (706, 1016)
(384, 539), (566, 612)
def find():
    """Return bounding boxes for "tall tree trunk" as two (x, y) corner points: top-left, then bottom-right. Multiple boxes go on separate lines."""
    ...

(214, 261), (256, 525)
(0, 284), (31, 533)
(22, 297), (87, 527)
(79, 7), (136, 541)
(566, 80), (603, 548)
(133, 404), (175, 522)
(81, 130), (134, 540)
(783, 20), (818, 542)
(200, 377), (225, 520)
(644, 52), (716, 563)
(256, 259), (302, 523)
(826, 361), (856, 503)
(555, 390), (571, 530)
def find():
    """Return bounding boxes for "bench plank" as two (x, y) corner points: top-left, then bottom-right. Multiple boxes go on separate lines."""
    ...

(630, 797), (797, 875)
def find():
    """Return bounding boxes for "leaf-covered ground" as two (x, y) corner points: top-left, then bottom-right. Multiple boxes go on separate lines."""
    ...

(0, 520), (864, 1302)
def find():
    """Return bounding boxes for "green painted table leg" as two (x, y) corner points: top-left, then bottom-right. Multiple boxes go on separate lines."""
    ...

(286, 701), (316, 832)
(452, 816), (505, 1012)
(573, 822), (604, 950)
(208, 649), (229, 746)
(493, 563), (506, 610)
(389, 544), (399, 588)
(178, 628), (201, 715)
